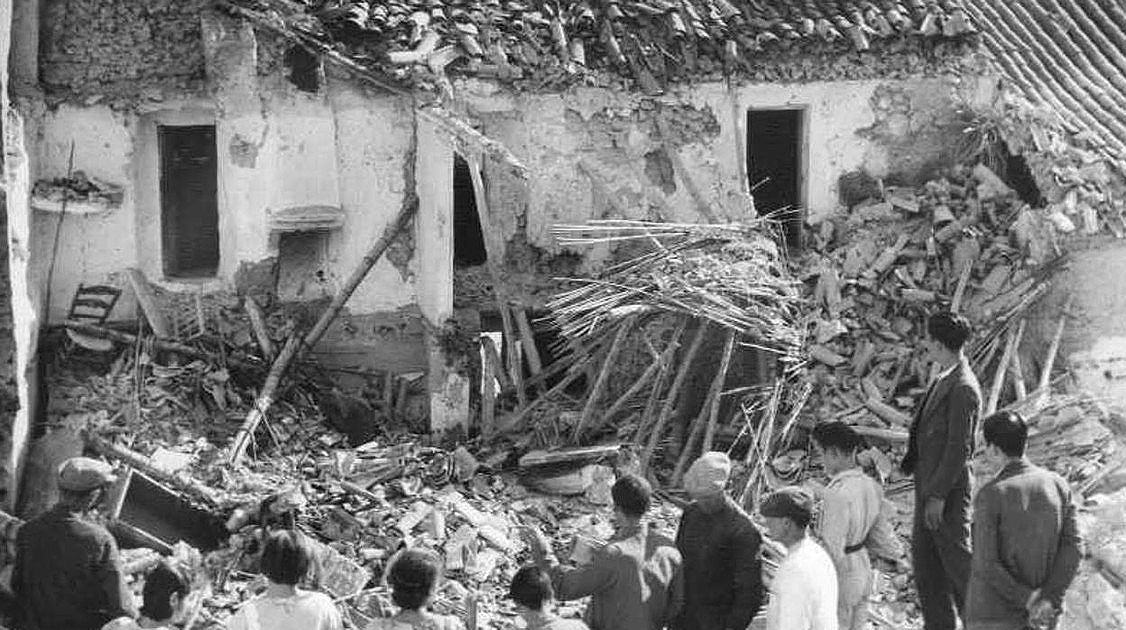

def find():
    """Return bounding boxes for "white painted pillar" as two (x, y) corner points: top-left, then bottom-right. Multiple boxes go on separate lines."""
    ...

(1, 0), (44, 510)
(415, 118), (469, 433)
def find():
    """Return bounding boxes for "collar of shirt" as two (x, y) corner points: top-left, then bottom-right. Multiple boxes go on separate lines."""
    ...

(998, 457), (1033, 478)
(934, 362), (957, 383)
(828, 467), (867, 487)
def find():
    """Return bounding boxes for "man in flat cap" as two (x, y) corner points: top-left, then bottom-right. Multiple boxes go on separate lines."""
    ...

(13, 456), (134, 630)
(760, 486), (837, 630)
(672, 452), (764, 630)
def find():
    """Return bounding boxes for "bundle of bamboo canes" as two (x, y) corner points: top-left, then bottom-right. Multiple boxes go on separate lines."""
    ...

(509, 219), (809, 491)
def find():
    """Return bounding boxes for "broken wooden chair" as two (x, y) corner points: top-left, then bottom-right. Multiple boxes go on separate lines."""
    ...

(59, 283), (122, 360)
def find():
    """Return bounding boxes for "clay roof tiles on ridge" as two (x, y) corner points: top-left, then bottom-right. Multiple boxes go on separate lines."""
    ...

(223, 0), (974, 90)
(964, 0), (1126, 159)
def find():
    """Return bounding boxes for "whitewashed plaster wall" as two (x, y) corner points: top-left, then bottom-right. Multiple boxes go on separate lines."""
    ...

(462, 74), (985, 270)
(27, 65), (982, 323)
(27, 82), (419, 324)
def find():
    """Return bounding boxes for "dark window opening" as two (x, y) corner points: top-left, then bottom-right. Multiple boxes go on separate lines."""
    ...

(453, 155), (488, 268)
(277, 231), (331, 302)
(159, 125), (219, 278)
(285, 45), (322, 93)
(747, 109), (804, 247)
(1001, 143), (1043, 207)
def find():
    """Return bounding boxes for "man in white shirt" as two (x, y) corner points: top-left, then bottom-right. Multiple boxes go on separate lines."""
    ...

(759, 486), (838, 630)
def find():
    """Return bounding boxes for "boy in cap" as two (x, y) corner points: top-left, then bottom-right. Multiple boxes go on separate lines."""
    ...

(760, 486), (838, 630)
(509, 565), (590, 630)
(812, 422), (905, 630)
(13, 456), (134, 630)
(673, 452), (764, 630)
(522, 473), (682, 630)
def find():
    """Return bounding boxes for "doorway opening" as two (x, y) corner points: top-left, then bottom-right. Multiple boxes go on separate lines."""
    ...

(159, 125), (219, 278)
(453, 155), (488, 268)
(747, 109), (805, 247)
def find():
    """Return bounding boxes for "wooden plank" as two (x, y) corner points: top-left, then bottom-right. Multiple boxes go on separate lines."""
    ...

(1038, 299), (1072, 395)
(641, 323), (709, 473)
(244, 296), (275, 361)
(573, 320), (634, 441)
(467, 156), (527, 407)
(597, 321), (687, 434)
(513, 307), (545, 390)
(229, 334), (303, 464)
(986, 320), (1024, 415)
(126, 268), (172, 338)
(480, 336), (498, 436)
(518, 445), (622, 468)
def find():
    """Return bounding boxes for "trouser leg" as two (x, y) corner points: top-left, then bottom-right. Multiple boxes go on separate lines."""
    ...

(847, 598), (870, 630)
(913, 523), (957, 630)
(937, 488), (973, 619)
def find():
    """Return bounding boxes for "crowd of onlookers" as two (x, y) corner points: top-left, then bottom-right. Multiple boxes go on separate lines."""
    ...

(7, 310), (1083, 630)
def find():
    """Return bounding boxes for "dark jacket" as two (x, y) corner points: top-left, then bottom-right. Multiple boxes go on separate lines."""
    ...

(966, 459), (1082, 627)
(901, 357), (982, 502)
(550, 523), (683, 630)
(673, 496), (764, 630)
(13, 505), (134, 630)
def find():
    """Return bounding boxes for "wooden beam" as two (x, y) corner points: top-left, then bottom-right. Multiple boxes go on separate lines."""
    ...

(573, 320), (634, 442)
(243, 296), (275, 361)
(641, 323), (709, 473)
(126, 268), (172, 338)
(229, 201), (418, 464)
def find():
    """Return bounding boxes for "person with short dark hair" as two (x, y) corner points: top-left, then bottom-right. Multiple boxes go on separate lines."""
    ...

(508, 566), (589, 630)
(811, 422), (904, 630)
(102, 561), (193, 630)
(673, 452), (765, 630)
(522, 473), (683, 630)
(227, 530), (342, 630)
(965, 411), (1082, 630)
(366, 548), (464, 630)
(900, 310), (981, 630)
(759, 487), (837, 630)
(13, 456), (135, 630)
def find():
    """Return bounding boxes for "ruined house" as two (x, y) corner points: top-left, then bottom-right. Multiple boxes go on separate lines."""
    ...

(7, 0), (1123, 508)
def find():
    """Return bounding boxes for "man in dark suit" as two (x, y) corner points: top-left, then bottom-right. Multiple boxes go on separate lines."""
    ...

(900, 311), (981, 630)
(965, 411), (1081, 630)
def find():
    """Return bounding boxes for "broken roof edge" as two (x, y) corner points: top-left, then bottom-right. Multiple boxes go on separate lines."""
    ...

(221, 0), (980, 96)
(971, 87), (1126, 238)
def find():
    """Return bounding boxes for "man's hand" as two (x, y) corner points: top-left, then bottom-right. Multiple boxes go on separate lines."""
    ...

(518, 525), (552, 562)
(1027, 590), (1056, 628)
(924, 497), (945, 531)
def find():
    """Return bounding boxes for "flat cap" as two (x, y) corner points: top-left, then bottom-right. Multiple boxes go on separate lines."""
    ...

(57, 457), (117, 492)
(760, 486), (815, 524)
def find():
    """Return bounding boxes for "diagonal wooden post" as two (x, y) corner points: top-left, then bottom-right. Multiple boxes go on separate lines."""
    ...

(229, 202), (418, 465)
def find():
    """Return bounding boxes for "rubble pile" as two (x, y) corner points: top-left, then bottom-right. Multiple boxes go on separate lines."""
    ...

(799, 163), (1065, 445)
(983, 96), (1126, 238)
(222, 0), (976, 92)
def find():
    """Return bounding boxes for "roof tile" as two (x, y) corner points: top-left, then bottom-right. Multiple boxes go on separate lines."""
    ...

(966, 0), (1126, 160)
(225, 0), (973, 89)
